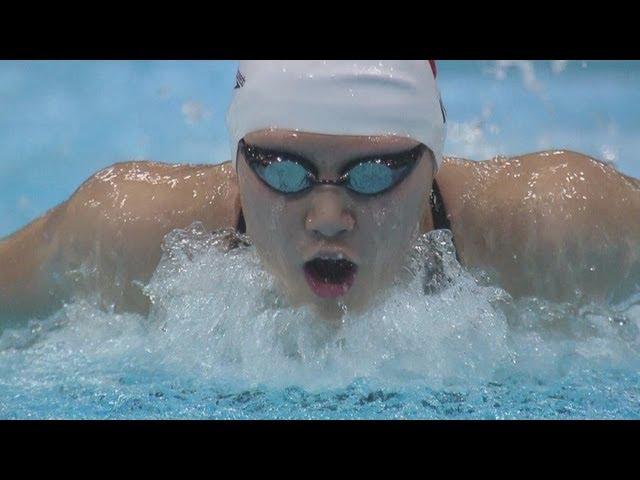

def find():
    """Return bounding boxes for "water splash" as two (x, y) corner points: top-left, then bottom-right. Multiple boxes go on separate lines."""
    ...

(135, 224), (512, 390)
(1, 222), (639, 417)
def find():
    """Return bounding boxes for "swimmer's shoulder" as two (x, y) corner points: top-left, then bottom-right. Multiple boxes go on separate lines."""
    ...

(68, 159), (242, 234)
(475, 149), (639, 214)
(0, 159), (242, 319)
(434, 150), (639, 300)
(435, 149), (638, 220)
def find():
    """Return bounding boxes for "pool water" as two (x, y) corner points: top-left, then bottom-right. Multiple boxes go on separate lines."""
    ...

(1, 226), (638, 419)
(1, 61), (639, 419)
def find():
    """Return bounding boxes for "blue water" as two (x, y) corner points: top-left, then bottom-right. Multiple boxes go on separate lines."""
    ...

(1, 61), (639, 419)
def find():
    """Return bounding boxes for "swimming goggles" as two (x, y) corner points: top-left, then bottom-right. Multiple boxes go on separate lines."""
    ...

(239, 139), (424, 196)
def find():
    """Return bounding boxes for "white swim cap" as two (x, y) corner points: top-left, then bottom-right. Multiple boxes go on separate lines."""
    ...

(226, 60), (447, 171)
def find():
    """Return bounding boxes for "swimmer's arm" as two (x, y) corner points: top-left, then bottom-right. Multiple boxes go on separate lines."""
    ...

(451, 151), (640, 302)
(0, 203), (70, 321)
(0, 161), (241, 321)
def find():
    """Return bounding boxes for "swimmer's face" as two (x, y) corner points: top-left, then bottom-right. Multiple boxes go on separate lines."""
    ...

(236, 130), (435, 319)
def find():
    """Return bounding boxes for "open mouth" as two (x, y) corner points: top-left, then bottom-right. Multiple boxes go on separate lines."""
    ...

(303, 257), (358, 299)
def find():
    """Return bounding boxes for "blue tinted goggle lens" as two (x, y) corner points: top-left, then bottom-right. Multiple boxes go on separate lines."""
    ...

(241, 141), (422, 195)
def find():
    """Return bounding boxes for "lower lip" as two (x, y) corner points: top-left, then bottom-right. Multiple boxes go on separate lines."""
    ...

(303, 266), (357, 299)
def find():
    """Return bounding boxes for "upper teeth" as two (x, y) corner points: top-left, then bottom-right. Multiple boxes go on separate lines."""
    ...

(319, 254), (345, 261)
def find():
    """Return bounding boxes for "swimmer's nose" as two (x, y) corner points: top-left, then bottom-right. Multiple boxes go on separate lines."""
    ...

(305, 188), (355, 238)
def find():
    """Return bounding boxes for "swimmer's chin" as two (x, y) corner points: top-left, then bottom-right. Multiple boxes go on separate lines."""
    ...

(285, 287), (356, 323)
(307, 301), (352, 324)
(303, 290), (375, 324)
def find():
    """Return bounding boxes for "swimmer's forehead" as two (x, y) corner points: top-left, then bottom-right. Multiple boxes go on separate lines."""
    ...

(243, 129), (421, 158)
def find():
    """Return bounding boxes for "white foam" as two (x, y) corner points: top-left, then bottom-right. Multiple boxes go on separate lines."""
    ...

(1, 222), (638, 394)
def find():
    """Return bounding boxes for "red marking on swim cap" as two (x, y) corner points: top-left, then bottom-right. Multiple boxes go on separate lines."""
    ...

(428, 60), (437, 78)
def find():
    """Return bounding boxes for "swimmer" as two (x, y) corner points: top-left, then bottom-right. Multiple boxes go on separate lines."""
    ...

(1, 60), (639, 321)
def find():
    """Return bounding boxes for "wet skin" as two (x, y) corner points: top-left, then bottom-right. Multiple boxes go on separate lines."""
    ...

(1, 131), (639, 321)
(237, 131), (434, 319)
